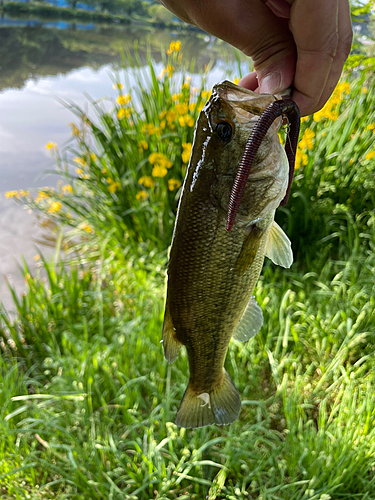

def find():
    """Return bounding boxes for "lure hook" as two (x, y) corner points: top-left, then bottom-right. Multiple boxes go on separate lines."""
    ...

(226, 97), (300, 232)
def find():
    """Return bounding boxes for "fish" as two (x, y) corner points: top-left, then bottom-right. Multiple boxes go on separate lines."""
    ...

(162, 80), (296, 429)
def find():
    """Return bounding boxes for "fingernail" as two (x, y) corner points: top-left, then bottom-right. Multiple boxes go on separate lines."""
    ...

(259, 71), (282, 94)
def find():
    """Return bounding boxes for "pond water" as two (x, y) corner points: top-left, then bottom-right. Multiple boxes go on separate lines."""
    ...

(0, 19), (245, 310)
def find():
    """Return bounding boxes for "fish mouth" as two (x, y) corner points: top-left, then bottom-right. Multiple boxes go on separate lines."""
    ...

(213, 80), (277, 120)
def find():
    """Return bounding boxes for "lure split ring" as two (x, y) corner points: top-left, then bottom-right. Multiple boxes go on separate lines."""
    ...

(226, 97), (300, 232)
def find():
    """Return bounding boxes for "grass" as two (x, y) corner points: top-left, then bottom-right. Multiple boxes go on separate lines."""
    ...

(1, 41), (375, 498)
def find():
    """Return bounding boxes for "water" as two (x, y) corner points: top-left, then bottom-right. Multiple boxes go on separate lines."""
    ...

(0, 20), (244, 311)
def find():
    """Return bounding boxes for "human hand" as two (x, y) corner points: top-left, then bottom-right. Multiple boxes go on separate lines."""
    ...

(157, 0), (353, 116)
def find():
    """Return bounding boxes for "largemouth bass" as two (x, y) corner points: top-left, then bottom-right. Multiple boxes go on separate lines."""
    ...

(163, 81), (295, 429)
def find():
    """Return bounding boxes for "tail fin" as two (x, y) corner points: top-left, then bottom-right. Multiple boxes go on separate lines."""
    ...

(175, 370), (241, 429)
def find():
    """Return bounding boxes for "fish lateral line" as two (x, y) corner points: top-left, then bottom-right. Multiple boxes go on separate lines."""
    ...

(226, 98), (300, 232)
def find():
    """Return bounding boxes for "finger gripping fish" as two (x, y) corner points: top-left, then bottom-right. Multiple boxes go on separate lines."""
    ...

(162, 81), (300, 429)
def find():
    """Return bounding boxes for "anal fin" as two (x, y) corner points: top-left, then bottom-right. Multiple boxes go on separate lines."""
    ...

(162, 300), (182, 363)
(175, 370), (241, 428)
(232, 296), (263, 342)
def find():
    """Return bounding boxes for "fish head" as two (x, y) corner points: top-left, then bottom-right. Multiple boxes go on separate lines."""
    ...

(190, 80), (289, 224)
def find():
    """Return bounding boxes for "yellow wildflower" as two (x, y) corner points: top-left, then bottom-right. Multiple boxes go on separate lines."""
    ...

(108, 181), (121, 193)
(172, 93), (182, 102)
(137, 140), (148, 152)
(35, 191), (49, 203)
(299, 129), (315, 150)
(116, 94), (131, 106)
(149, 152), (173, 170)
(166, 40), (181, 55)
(136, 190), (148, 201)
(349, 159), (354, 165)
(19, 190), (29, 197)
(47, 201), (62, 214)
(159, 111), (166, 119)
(75, 168), (84, 175)
(5, 190), (20, 199)
(189, 103), (196, 112)
(138, 176), (155, 188)
(79, 222), (93, 233)
(175, 103), (188, 115)
(201, 90), (211, 99)
(182, 142), (192, 164)
(117, 108), (129, 119)
(45, 142), (57, 150)
(160, 120), (166, 130)
(69, 123), (80, 138)
(179, 116), (186, 127)
(142, 123), (156, 135)
(366, 124), (375, 131)
(174, 40), (181, 52)
(185, 115), (194, 127)
(152, 165), (168, 177)
(365, 151), (375, 161)
(90, 153), (97, 162)
(34, 254), (40, 261)
(62, 184), (73, 194)
(166, 110), (177, 125)
(233, 77), (240, 85)
(112, 83), (124, 90)
(74, 157), (86, 167)
(295, 150), (308, 170)
(362, 87), (368, 94)
(168, 179), (182, 191)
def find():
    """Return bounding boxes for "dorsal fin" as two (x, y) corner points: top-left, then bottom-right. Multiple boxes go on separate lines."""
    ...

(232, 296), (263, 342)
(265, 221), (293, 268)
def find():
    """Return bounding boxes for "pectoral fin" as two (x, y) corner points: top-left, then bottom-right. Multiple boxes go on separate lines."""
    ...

(265, 221), (293, 268)
(236, 225), (264, 276)
(162, 300), (182, 363)
(232, 296), (263, 342)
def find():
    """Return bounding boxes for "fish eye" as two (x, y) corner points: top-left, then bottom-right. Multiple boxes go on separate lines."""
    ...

(216, 122), (232, 142)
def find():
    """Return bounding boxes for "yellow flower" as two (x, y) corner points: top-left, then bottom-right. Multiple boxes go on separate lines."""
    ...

(45, 142), (57, 150)
(149, 152), (173, 169)
(188, 103), (196, 112)
(116, 94), (131, 106)
(185, 115), (194, 127)
(179, 116), (185, 127)
(62, 184), (73, 194)
(362, 87), (368, 94)
(299, 129), (315, 150)
(166, 109), (177, 125)
(34, 254), (40, 261)
(108, 181), (121, 193)
(168, 179), (182, 191)
(47, 201), (62, 214)
(172, 93), (182, 102)
(166, 40), (181, 55)
(136, 190), (148, 201)
(175, 103), (188, 115)
(142, 123), (156, 135)
(201, 90), (211, 99)
(233, 77), (240, 85)
(19, 190), (29, 197)
(138, 176), (155, 188)
(69, 123), (80, 138)
(174, 40), (181, 52)
(75, 168), (84, 175)
(90, 153), (97, 162)
(137, 140), (148, 152)
(118, 107), (132, 119)
(295, 150), (308, 170)
(113, 83), (124, 90)
(152, 165), (168, 178)
(80, 222), (93, 233)
(35, 191), (49, 203)
(5, 190), (20, 199)
(366, 123), (375, 131)
(365, 151), (375, 161)
(74, 157), (86, 167)
(160, 120), (166, 130)
(182, 142), (192, 164)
